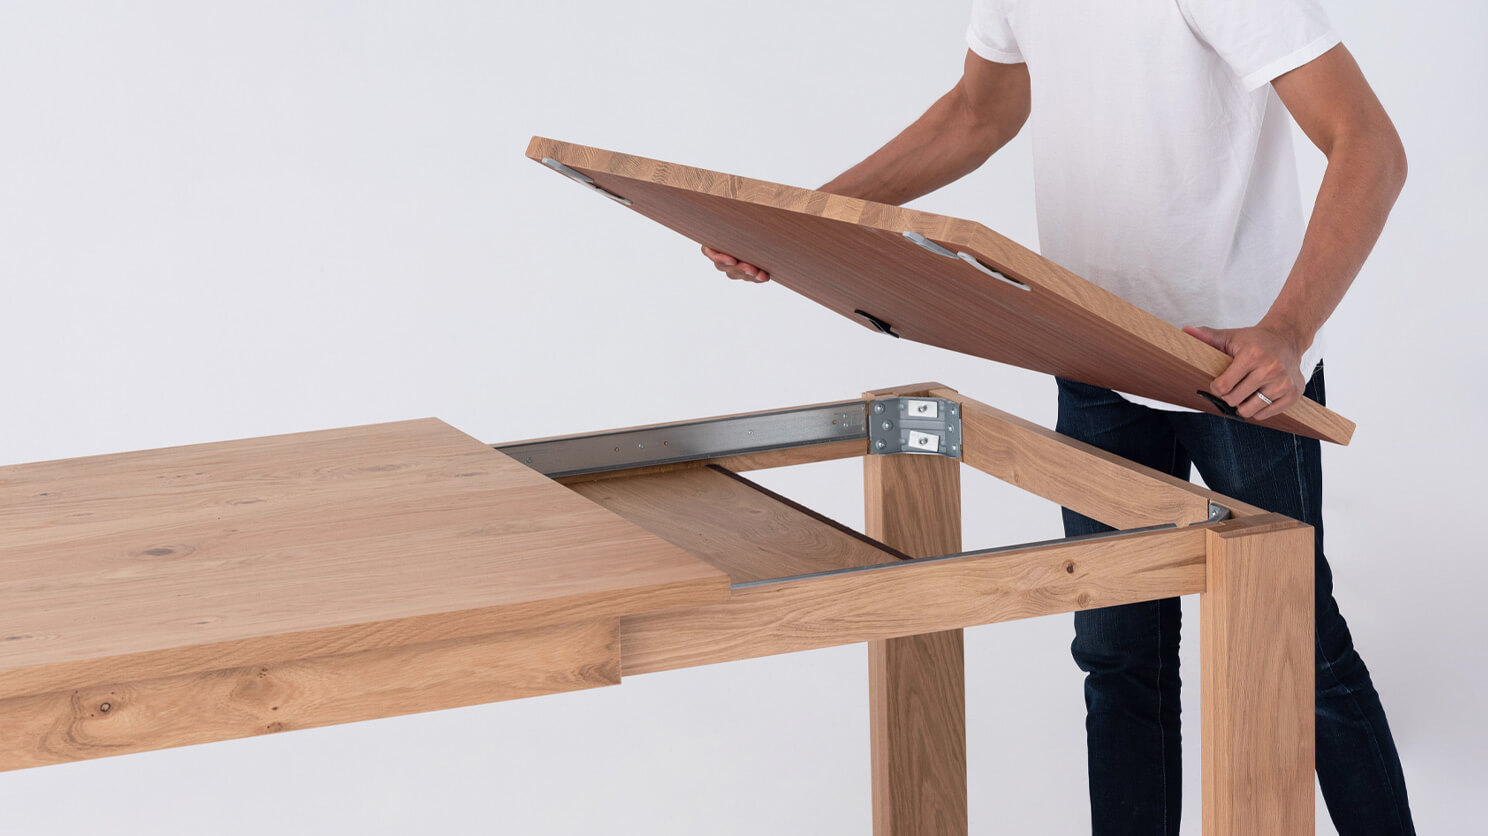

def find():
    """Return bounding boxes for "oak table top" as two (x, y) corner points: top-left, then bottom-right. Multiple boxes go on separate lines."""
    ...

(0, 418), (729, 700)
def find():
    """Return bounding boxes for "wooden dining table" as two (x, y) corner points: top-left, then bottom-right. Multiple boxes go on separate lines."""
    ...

(0, 140), (1331, 834)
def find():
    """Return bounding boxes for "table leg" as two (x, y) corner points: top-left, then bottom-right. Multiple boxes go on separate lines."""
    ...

(865, 450), (966, 836)
(1201, 519), (1315, 835)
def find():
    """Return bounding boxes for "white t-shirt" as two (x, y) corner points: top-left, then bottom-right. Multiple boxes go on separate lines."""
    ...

(966, 0), (1339, 410)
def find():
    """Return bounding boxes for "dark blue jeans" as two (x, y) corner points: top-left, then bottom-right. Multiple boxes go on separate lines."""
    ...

(1056, 365), (1414, 835)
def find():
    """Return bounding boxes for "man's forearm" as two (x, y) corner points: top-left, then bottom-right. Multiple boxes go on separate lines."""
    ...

(1185, 45), (1406, 420)
(1261, 132), (1407, 353)
(1262, 45), (1409, 356)
(818, 56), (1029, 205)
(704, 53), (1028, 284)
(818, 90), (1009, 203)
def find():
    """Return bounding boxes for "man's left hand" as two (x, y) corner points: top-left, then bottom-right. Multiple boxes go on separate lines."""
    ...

(1182, 324), (1307, 421)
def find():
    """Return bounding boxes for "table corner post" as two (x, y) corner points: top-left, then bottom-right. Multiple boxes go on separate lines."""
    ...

(1200, 516), (1315, 835)
(864, 384), (966, 836)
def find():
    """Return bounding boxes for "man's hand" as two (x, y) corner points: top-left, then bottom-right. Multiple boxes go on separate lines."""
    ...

(1183, 324), (1306, 421)
(701, 245), (770, 283)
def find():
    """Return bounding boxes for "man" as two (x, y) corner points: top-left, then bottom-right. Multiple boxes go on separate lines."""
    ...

(703, 1), (1413, 833)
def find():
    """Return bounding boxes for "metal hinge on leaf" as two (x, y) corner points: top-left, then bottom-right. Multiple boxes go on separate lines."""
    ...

(541, 157), (632, 205)
(867, 397), (962, 458)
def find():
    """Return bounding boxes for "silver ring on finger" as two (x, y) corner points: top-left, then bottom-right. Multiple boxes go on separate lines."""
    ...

(1255, 392), (1274, 407)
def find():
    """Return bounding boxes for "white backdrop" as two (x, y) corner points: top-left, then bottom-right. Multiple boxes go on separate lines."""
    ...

(1, 2), (1482, 833)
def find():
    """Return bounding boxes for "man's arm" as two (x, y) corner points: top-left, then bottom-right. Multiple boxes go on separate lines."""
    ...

(1183, 44), (1408, 420)
(816, 50), (1030, 203)
(704, 50), (1031, 283)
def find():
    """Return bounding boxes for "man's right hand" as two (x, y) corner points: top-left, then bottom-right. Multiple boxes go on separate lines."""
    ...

(702, 245), (770, 283)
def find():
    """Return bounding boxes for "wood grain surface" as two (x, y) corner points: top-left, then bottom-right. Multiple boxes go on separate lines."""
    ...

(871, 632), (966, 836)
(1202, 516), (1316, 835)
(620, 522), (1208, 676)
(0, 619), (618, 772)
(527, 137), (1354, 445)
(936, 386), (1265, 526)
(0, 418), (729, 701)
(570, 465), (902, 584)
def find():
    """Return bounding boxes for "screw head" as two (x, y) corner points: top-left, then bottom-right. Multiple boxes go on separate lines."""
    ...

(872, 402), (885, 414)
(881, 421), (894, 431)
(916, 403), (928, 413)
(875, 440), (886, 450)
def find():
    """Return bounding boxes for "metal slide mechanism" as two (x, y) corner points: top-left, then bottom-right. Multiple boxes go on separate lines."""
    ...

(497, 400), (867, 478)
(495, 398), (1231, 584)
(496, 398), (966, 479)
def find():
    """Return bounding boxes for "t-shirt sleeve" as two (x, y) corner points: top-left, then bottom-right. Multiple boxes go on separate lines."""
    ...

(1179, 0), (1340, 90)
(965, 0), (1024, 64)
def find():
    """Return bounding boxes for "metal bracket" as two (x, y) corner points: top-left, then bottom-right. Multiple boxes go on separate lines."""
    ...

(1196, 390), (1242, 420)
(853, 309), (900, 338)
(902, 230), (958, 259)
(867, 397), (962, 458)
(1206, 502), (1232, 523)
(541, 157), (632, 206)
(956, 251), (1031, 291)
(901, 230), (1031, 292)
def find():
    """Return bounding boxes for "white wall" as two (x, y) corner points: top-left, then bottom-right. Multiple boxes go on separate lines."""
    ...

(0, 1), (1481, 832)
